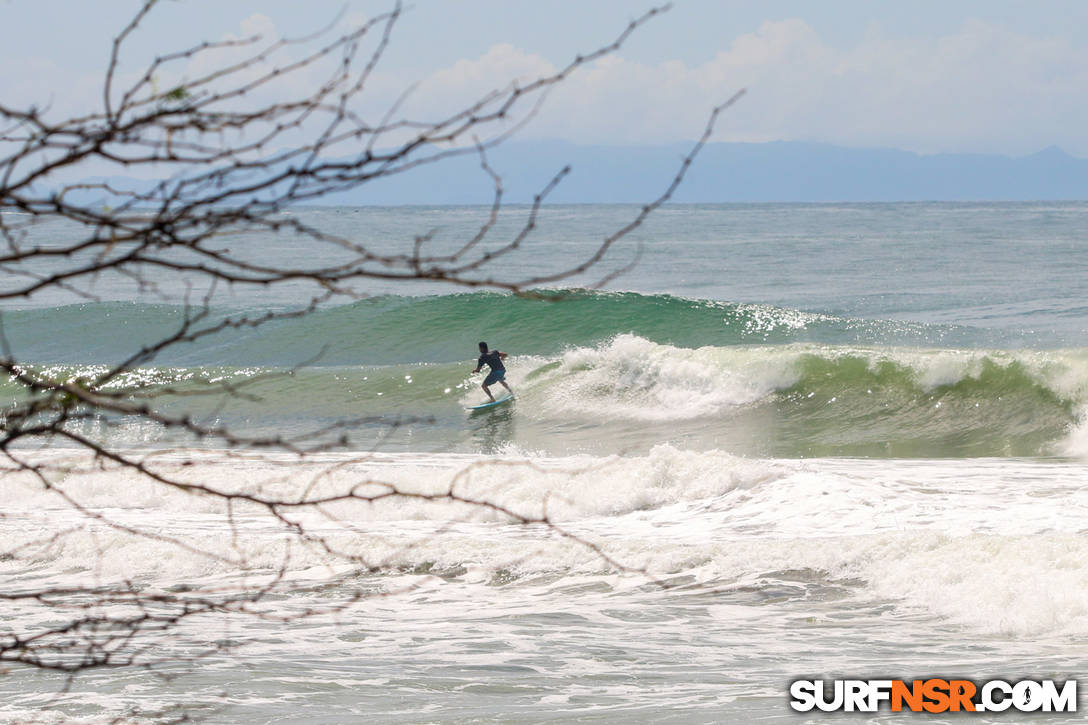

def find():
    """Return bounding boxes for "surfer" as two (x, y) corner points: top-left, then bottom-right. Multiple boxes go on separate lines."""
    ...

(472, 341), (513, 402)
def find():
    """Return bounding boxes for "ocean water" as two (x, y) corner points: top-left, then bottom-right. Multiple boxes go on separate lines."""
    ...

(3, 202), (1088, 722)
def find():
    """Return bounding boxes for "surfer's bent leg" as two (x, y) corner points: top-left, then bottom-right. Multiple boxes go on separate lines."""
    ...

(483, 369), (506, 402)
(482, 371), (496, 402)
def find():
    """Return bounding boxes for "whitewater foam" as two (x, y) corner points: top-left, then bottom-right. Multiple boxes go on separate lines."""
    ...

(526, 335), (799, 421)
(7, 448), (1088, 638)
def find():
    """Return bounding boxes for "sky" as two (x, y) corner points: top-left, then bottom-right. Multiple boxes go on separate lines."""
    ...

(1, 0), (1087, 157)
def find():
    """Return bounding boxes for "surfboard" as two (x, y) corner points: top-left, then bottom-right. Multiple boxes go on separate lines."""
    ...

(466, 395), (514, 411)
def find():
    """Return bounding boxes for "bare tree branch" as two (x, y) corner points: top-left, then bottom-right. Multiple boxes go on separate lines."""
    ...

(0, 0), (742, 696)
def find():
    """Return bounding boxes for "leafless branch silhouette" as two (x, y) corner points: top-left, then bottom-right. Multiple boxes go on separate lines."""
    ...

(0, 0), (740, 694)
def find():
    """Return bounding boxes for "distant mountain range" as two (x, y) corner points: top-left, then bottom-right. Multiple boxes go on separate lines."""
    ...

(322, 140), (1088, 204)
(70, 141), (1088, 205)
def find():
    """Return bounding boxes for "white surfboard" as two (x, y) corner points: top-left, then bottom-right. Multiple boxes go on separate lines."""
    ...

(466, 395), (514, 411)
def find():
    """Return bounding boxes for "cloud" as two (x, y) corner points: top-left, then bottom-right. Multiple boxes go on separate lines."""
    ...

(388, 17), (1088, 155)
(396, 43), (556, 122)
(5, 10), (1086, 158)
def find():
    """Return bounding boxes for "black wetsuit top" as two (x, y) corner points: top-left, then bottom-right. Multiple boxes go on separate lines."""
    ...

(477, 350), (505, 372)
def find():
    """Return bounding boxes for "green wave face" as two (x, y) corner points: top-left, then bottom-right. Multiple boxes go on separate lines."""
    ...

(771, 352), (1076, 457)
(1, 290), (1013, 368)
